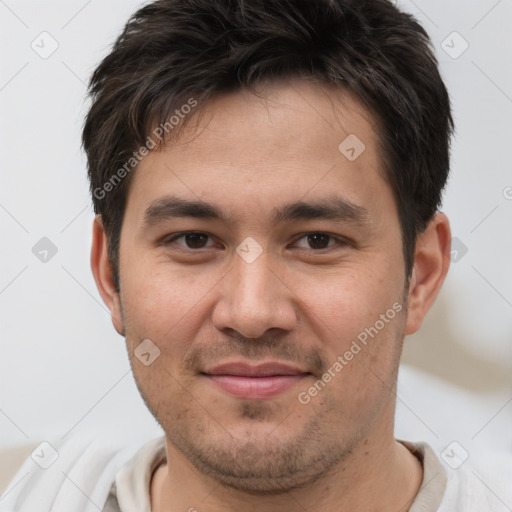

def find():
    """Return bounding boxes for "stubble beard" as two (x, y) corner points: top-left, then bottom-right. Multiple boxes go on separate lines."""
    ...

(143, 390), (362, 495)
(121, 286), (409, 495)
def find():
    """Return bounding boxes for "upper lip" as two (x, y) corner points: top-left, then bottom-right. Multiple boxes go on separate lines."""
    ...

(202, 361), (310, 377)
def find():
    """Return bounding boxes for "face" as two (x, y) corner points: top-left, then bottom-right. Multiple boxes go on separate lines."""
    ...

(108, 80), (412, 492)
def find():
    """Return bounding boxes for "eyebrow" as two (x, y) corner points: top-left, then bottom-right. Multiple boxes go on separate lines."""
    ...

(143, 194), (369, 227)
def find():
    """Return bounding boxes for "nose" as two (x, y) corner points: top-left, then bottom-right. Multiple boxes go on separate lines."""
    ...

(211, 248), (298, 339)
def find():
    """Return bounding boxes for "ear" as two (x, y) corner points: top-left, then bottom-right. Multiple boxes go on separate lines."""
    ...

(90, 215), (125, 336)
(404, 212), (451, 335)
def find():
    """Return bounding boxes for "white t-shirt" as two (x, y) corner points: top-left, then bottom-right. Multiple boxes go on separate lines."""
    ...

(1, 434), (511, 511)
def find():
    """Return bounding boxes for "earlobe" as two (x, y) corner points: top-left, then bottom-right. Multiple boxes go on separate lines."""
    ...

(404, 212), (451, 335)
(90, 215), (125, 336)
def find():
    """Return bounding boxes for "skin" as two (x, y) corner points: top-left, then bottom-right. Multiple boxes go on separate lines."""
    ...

(91, 79), (451, 511)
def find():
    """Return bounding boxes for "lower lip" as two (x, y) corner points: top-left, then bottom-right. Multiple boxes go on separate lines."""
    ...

(205, 374), (309, 400)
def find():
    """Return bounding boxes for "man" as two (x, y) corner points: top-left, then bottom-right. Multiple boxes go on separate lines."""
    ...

(2, 0), (511, 510)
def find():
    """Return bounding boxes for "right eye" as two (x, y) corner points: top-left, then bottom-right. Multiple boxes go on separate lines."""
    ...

(162, 231), (217, 250)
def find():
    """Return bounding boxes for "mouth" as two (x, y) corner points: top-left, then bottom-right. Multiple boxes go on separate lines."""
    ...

(200, 361), (312, 400)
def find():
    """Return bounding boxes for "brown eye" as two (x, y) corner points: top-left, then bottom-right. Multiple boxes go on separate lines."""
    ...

(183, 232), (209, 248)
(294, 233), (343, 250)
(164, 231), (214, 249)
(306, 233), (331, 249)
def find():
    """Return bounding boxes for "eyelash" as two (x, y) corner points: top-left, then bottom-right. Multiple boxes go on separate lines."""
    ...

(162, 231), (350, 253)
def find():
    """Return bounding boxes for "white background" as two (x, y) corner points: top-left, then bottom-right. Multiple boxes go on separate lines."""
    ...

(0, 0), (511, 464)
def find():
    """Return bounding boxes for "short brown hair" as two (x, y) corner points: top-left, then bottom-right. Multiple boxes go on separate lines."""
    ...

(82, 0), (454, 292)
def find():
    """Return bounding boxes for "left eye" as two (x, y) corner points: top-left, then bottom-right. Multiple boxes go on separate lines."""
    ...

(293, 233), (343, 250)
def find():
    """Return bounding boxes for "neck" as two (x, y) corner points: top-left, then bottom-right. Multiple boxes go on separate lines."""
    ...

(151, 432), (423, 512)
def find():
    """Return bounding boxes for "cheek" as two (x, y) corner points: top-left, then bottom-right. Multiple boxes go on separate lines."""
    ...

(296, 264), (403, 347)
(294, 264), (406, 411)
(299, 273), (404, 415)
(119, 252), (223, 351)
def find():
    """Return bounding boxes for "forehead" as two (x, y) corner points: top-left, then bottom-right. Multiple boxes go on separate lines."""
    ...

(160, 80), (379, 171)
(126, 79), (393, 225)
